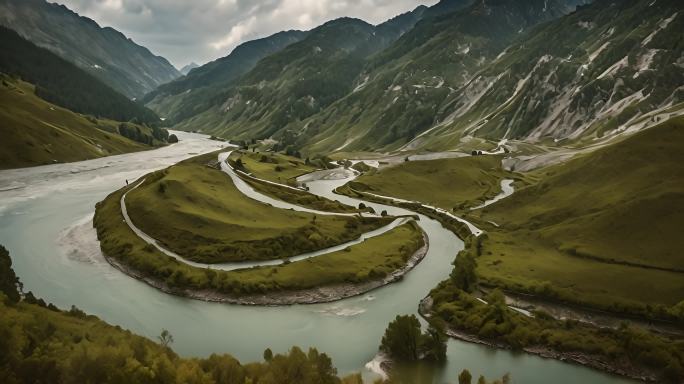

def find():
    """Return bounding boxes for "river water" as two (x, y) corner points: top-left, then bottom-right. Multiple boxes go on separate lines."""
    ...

(0, 132), (634, 383)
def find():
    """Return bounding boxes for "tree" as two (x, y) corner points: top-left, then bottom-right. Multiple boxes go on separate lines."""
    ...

(381, 210), (388, 217)
(421, 325), (447, 362)
(459, 369), (472, 384)
(0, 245), (20, 302)
(263, 348), (273, 361)
(379, 315), (422, 361)
(158, 329), (174, 347)
(358, 203), (366, 210)
(451, 252), (477, 292)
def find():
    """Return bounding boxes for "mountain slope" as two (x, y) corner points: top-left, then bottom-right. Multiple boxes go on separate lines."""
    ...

(0, 76), (151, 169)
(143, 30), (308, 123)
(410, 0), (684, 150)
(0, 0), (181, 99)
(293, 0), (590, 153)
(158, 1), (474, 141)
(468, 115), (684, 313)
(0, 26), (159, 124)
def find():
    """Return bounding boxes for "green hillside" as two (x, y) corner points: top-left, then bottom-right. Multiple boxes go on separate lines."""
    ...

(0, 77), (156, 169)
(345, 155), (509, 210)
(146, 5), (437, 131)
(0, 0), (180, 99)
(469, 117), (684, 315)
(0, 26), (159, 124)
(143, 30), (308, 123)
(125, 153), (389, 263)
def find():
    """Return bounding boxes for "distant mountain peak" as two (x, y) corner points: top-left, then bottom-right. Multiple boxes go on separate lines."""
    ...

(180, 62), (199, 75)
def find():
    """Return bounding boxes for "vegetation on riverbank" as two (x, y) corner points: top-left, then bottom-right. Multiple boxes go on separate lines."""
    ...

(424, 278), (684, 383)
(125, 153), (389, 263)
(0, 245), (364, 383)
(0, 76), (158, 169)
(465, 117), (684, 320)
(338, 155), (510, 210)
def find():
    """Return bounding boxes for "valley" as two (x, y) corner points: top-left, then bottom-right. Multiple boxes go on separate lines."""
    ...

(0, 0), (682, 383)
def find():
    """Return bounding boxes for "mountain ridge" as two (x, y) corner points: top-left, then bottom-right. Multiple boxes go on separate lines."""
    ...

(0, 0), (181, 99)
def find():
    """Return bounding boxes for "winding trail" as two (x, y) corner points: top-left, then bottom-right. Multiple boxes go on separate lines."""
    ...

(470, 179), (515, 210)
(119, 154), (409, 271)
(218, 151), (364, 217)
(357, 190), (484, 236)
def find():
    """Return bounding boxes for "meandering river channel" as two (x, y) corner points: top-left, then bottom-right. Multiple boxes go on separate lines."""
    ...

(0, 132), (634, 383)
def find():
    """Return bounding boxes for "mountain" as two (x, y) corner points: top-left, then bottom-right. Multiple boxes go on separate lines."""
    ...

(180, 62), (199, 75)
(155, 0), (593, 151)
(0, 75), (153, 169)
(405, 0), (684, 151)
(143, 30), (308, 123)
(0, 0), (181, 99)
(163, 0), (475, 143)
(0, 26), (159, 124)
(291, 0), (591, 153)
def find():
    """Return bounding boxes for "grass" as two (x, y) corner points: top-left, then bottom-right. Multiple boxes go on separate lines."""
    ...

(125, 153), (389, 263)
(240, 177), (364, 213)
(230, 150), (317, 185)
(0, 76), (150, 169)
(94, 167), (424, 294)
(345, 155), (510, 210)
(227, 221), (423, 291)
(467, 117), (684, 315)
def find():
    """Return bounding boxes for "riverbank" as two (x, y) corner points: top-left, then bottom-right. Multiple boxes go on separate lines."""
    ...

(94, 150), (431, 305)
(418, 278), (684, 384)
(418, 296), (662, 382)
(100, 229), (429, 305)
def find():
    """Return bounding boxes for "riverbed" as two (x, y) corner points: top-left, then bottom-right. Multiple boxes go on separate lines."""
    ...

(0, 132), (635, 383)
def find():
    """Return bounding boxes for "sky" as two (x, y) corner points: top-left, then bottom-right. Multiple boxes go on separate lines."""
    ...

(58, 0), (438, 69)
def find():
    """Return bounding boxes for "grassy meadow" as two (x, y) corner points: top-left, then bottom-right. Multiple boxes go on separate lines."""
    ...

(347, 155), (510, 210)
(0, 76), (150, 169)
(125, 153), (389, 263)
(95, 178), (424, 295)
(468, 117), (684, 316)
(230, 150), (317, 185)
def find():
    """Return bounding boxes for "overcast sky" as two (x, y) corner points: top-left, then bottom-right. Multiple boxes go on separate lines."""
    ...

(58, 0), (438, 69)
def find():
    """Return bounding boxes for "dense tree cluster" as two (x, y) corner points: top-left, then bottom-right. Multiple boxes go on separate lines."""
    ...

(379, 314), (447, 363)
(0, 26), (159, 124)
(0, 245), (20, 302)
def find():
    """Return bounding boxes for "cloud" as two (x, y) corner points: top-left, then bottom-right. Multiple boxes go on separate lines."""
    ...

(57, 0), (437, 68)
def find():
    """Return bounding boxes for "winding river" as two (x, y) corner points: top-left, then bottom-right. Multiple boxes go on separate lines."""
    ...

(0, 132), (635, 383)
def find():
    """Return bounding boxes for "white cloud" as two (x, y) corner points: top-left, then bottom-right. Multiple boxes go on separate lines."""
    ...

(57, 0), (437, 68)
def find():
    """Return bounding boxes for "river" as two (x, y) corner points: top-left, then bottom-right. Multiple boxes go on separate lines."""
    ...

(0, 132), (635, 383)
